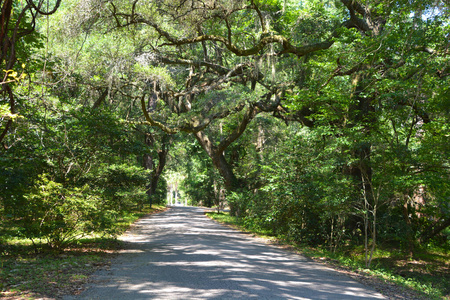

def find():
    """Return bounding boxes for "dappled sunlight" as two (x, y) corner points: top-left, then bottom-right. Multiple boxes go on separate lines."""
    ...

(66, 207), (385, 299)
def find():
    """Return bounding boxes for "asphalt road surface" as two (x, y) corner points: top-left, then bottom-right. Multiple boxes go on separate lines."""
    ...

(64, 206), (385, 299)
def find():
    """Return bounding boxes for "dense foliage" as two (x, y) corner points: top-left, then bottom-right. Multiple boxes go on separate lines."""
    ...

(1, 0), (449, 264)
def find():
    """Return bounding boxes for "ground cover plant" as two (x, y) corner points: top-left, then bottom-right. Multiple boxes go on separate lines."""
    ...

(0, 205), (166, 299)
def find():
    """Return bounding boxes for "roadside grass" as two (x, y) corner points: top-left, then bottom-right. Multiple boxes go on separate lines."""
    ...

(0, 204), (166, 299)
(206, 212), (450, 300)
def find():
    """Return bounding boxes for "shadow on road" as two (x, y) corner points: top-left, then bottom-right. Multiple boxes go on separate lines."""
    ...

(65, 207), (384, 299)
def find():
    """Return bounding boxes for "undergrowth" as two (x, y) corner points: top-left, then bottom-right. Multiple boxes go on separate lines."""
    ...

(0, 204), (166, 299)
(207, 211), (450, 300)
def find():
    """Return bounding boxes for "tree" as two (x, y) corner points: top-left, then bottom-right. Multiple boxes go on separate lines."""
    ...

(83, 1), (448, 240)
(3, 0), (448, 253)
(0, 0), (61, 145)
(96, 0), (334, 190)
(140, 128), (171, 207)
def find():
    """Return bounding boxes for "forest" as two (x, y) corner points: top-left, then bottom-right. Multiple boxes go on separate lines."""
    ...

(0, 0), (449, 297)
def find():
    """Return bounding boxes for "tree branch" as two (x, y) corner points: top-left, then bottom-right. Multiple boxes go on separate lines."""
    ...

(218, 104), (258, 153)
(131, 15), (334, 58)
(140, 94), (179, 134)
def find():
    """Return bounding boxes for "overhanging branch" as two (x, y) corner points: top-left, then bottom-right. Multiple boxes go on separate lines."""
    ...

(140, 95), (179, 134)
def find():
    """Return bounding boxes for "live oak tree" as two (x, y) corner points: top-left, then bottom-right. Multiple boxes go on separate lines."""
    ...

(2, 0), (448, 255)
(103, 4), (444, 163)
(101, 0), (352, 189)
(0, 0), (61, 145)
(94, 1), (449, 248)
(41, 1), (175, 208)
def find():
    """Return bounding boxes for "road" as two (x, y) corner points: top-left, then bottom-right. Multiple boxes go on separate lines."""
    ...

(64, 206), (385, 299)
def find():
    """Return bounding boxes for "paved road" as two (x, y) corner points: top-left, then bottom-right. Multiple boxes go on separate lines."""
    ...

(64, 206), (385, 299)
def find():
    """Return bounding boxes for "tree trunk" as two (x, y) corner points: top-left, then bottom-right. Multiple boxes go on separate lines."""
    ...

(193, 104), (257, 191)
(0, 0), (14, 145)
(92, 88), (109, 109)
(0, 85), (14, 146)
(348, 73), (379, 261)
(402, 200), (415, 256)
(194, 131), (241, 191)
(149, 140), (169, 198)
(420, 218), (450, 244)
(194, 130), (247, 216)
(143, 132), (170, 208)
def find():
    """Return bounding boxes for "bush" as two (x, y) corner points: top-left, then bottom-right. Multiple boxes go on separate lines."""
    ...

(93, 164), (150, 212)
(1, 162), (154, 250)
(6, 175), (100, 249)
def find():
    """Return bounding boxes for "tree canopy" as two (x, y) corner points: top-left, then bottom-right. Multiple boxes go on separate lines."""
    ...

(1, 0), (449, 268)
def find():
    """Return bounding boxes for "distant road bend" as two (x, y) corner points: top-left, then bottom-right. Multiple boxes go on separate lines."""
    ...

(64, 206), (385, 299)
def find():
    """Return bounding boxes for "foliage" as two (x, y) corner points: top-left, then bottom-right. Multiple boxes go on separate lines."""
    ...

(90, 164), (150, 212)
(0, 204), (166, 299)
(15, 175), (98, 249)
(1, 162), (151, 249)
(0, 84), (156, 249)
(1, 0), (449, 275)
(182, 139), (220, 207)
(206, 211), (450, 299)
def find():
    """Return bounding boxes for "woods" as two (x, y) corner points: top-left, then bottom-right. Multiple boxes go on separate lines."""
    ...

(0, 0), (449, 296)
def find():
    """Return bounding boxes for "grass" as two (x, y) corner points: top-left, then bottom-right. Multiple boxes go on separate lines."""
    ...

(304, 246), (449, 300)
(1, 250), (108, 299)
(206, 212), (450, 300)
(0, 204), (166, 299)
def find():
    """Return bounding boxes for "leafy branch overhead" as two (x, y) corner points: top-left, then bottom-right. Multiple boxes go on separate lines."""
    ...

(0, 0), (62, 146)
(0, 3), (448, 295)
(103, 0), (446, 134)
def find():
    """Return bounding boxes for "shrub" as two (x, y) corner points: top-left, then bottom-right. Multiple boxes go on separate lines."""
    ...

(8, 175), (99, 249)
(93, 164), (150, 212)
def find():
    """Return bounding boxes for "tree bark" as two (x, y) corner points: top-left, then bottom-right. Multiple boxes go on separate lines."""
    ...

(149, 139), (169, 198)
(194, 130), (240, 190)
(419, 218), (450, 245)
(92, 88), (109, 110)
(0, 0), (14, 146)
(143, 132), (170, 208)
